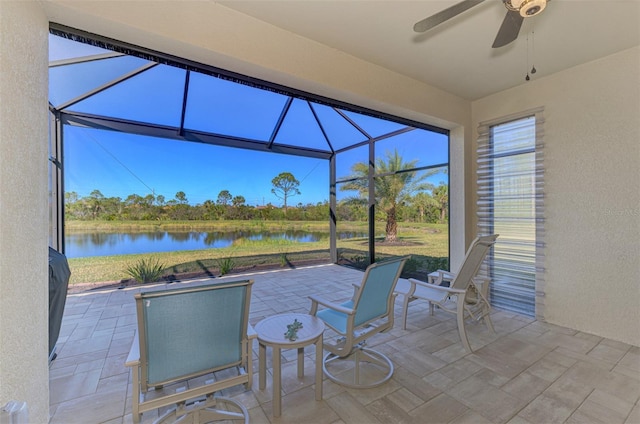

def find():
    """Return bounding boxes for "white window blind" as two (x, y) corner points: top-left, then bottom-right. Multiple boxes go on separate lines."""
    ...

(477, 109), (544, 318)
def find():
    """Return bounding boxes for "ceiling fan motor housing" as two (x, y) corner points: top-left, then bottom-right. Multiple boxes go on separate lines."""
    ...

(506, 0), (547, 17)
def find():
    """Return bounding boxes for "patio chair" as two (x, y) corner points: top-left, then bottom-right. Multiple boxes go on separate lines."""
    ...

(400, 234), (498, 352)
(126, 280), (255, 424)
(309, 256), (409, 388)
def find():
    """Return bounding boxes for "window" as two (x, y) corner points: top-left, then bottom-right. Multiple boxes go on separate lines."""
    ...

(48, 26), (450, 279)
(477, 109), (545, 318)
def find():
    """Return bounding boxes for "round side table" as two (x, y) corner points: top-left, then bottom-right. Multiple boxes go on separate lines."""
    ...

(254, 313), (325, 417)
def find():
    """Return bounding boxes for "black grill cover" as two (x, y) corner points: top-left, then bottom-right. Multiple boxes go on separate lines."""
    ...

(49, 247), (71, 358)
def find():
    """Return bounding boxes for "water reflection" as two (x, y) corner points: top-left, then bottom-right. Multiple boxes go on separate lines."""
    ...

(65, 230), (365, 258)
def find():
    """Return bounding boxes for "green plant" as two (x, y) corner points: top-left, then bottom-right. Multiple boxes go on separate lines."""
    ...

(216, 256), (235, 275)
(423, 256), (449, 274)
(125, 257), (165, 284)
(276, 244), (290, 267)
(348, 254), (369, 269)
(403, 257), (419, 274)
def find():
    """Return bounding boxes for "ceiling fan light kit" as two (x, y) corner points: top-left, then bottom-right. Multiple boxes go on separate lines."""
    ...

(413, 0), (550, 48)
(505, 0), (547, 17)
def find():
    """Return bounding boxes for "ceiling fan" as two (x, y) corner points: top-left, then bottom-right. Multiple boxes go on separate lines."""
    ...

(414, 0), (548, 48)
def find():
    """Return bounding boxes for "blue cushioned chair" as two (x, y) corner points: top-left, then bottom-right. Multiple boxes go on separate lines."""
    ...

(309, 256), (408, 388)
(126, 280), (255, 424)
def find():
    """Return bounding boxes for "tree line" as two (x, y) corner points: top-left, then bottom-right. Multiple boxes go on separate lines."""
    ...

(65, 154), (449, 231)
(64, 184), (447, 224)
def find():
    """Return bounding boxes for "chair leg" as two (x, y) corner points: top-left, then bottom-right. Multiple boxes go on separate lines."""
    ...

(245, 340), (253, 390)
(154, 396), (249, 424)
(476, 281), (495, 334)
(401, 295), (411, 330)
(322, 347), (394, 389)
(456, 295), (472, 353)
(483, 305), (495, 334)
(131, 367), (141, 424)
(200, 397), (248, 424)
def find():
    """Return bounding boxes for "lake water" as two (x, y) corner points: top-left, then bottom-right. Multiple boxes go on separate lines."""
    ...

(65, 229), (365, 258)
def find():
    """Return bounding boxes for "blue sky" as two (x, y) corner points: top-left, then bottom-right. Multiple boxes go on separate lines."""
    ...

(64, 125), (448, 206)
(65, 126), (330, 206)
(53, 34), (449, 207)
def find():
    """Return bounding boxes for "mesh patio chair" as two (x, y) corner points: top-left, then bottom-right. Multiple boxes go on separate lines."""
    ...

(126, 280), (255, 424)
(400, 234), (498, 352)
(309, 256), (409, 388)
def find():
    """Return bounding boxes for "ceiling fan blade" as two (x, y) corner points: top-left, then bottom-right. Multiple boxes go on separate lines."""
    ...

(492, 10), (524, 48)
(413, 0), (485, 33)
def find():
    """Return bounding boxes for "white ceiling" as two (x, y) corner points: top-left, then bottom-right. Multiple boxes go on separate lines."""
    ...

(219, 0), (640, 100)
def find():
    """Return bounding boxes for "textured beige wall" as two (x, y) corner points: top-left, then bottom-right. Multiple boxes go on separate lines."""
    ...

(0, 1), (50, 422)
(472, 47), (640, 346)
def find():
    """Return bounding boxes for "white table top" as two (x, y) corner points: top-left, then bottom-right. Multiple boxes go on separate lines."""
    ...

(254, 313), (324, 346)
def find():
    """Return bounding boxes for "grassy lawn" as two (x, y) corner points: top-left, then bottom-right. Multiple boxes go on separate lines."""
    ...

(66, 220), (448, 285)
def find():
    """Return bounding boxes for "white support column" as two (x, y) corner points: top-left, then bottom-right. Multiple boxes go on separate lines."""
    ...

(0, 2), (50, 423)
(449, 124), (466, 270)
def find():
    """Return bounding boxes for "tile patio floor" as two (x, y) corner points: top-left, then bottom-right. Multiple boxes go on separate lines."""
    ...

(49, 264), (640, 424)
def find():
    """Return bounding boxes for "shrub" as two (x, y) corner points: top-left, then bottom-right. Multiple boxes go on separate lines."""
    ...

(125, 257), (165, 284)
(403, 256), (419, 274)
(216, 256), (235, 275)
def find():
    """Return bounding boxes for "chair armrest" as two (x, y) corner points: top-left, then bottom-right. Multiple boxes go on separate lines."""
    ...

(309, 294), (355, 315)
(247, 324), (257, 340)
(125, 332), (140, 368)
(428, 270), (456, 285)
(409, 278), (466, 295)
(437, 270), (456, 280)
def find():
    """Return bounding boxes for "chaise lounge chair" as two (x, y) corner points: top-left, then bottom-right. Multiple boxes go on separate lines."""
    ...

(400, 234), (498, 352)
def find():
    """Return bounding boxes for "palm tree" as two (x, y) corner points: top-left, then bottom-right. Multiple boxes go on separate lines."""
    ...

(412, 192), (439, 223)
(340, 149), (434, 243)
(432, 184), (449, 223)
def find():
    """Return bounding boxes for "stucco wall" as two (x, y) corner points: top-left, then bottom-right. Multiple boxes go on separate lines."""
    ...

(0, 1), (50, 422)
(471, 47), (640, 346)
